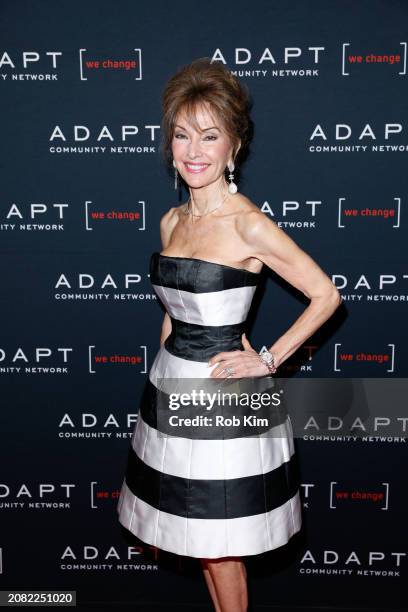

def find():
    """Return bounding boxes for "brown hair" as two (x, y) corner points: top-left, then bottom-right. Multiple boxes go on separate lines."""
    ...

(160, 57), (253, 170)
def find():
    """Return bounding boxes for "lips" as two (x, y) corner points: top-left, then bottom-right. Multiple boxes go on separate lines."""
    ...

(184, 162), (209, 174)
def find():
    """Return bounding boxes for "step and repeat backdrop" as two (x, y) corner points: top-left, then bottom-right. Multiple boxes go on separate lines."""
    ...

(1, 0), (407, 610)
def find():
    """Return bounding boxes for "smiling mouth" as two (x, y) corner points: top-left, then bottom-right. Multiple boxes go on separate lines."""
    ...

(184, 162), (209, 173)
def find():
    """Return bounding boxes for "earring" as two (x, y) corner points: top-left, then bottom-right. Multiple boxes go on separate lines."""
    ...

(172, 159), (178, 191)
(227, 161), (238, 194)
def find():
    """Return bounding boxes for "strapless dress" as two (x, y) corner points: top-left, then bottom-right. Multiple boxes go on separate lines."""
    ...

(117, 252), (302, 558)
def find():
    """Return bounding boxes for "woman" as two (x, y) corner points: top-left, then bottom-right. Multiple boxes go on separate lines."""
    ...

(117, 57), (342, 612)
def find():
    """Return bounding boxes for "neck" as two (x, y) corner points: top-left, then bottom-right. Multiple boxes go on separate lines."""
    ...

(188, 176), (229, 214)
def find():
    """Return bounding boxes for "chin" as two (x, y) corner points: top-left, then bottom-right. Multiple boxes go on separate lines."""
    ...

(182, 176), (211, 189)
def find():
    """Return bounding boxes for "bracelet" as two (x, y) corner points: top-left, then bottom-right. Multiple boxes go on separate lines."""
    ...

(259, 350), (277, 375)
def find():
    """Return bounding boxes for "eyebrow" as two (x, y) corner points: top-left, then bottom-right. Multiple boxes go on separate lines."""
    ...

(174, 125), (221, 131)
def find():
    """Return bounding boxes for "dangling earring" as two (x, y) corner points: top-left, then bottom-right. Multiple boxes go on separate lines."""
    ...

(227, 161), (238, 194)
(172, 159), (178, 191)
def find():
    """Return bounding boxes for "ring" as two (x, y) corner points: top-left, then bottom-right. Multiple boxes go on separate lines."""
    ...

(224, 367), (234, 377)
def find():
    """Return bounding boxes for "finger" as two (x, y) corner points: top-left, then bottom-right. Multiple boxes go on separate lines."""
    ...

(241, 332), (252, 348)
(211, 352), (249, 374)
(212, 366), (243, 379)
(210, 359), (241, 378)
(214, 369), (229, 378)
(211, 366), (231, 378)
(208, 352), (226, 366)
(208, 350), (241, 367)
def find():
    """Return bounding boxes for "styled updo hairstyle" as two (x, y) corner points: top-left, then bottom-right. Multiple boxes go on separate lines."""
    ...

(160, 57), (253, 173)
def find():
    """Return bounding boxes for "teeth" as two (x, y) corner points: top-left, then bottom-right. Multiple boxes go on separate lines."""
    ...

(186, 163), (208, 168)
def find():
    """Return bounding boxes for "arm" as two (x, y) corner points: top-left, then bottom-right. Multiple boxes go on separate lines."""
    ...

(158, 206), (178, 346)
(240, 211), (342, 369)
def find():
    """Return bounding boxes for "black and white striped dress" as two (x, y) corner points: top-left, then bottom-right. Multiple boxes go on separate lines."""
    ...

(117, 251), (302, 558)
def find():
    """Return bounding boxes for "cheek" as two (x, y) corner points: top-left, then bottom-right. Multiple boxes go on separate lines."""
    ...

(171, 138), (188, 159)
(171, 139), (185, 158)
(213, 140), (231, 161)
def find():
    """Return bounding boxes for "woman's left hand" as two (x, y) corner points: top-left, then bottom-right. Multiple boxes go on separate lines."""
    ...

(208, 333), (270, 378)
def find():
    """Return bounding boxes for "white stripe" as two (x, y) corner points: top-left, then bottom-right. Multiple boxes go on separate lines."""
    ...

(149, 343), (279, 381)
(149, 344), (222, 381)
(117, 480), (302, 558)
(152, 284), (256, 326)
(132, 411), (295, 480)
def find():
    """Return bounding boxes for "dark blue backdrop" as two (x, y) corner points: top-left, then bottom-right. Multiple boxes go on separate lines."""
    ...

(1, 1), (407, 610)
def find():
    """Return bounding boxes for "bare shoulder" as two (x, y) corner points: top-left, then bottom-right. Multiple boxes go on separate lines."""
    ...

(234, 194), (296, 260)
(234, 194), (272, 240)
(159, 202), (187, 248)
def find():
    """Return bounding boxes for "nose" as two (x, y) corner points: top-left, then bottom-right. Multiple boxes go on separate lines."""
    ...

(187, 136), (202, 159)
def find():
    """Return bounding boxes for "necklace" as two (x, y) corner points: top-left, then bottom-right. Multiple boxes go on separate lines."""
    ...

(184, 189), (229, 219)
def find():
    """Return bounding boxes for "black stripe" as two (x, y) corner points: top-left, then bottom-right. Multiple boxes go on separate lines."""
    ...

(139, 377), (288, 439)
(125, 446), (300, 520)
(150, 252), (259, 293)
(164, 316), (246, 362)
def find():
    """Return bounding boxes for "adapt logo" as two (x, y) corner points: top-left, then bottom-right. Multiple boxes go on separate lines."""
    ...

(0, 47), (143, 82)
(211, 46), (325, 78)
(53, 270), (156, 303)
(0, 50), (62, 81)
(0, 201), (69, 233)
(0, 482), (77, 509)
(308, 123), (407, 153)
(299, 548), (406, 576)
(48, 123), (160, 155)
(0, 345), (72, 375)
(259, 195), (402, 229)
(58, 412), (137, 440)
(60, 544), (160, 572)
(333, 272), (408, 303)
(0, 198), (148, 233)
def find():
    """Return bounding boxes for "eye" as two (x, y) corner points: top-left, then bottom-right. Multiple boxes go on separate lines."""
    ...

(174, 133), (187, 139)
(204, 135), (217, 141)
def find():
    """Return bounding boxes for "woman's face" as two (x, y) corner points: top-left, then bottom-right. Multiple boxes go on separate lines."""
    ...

(171, 104), (235, 189)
